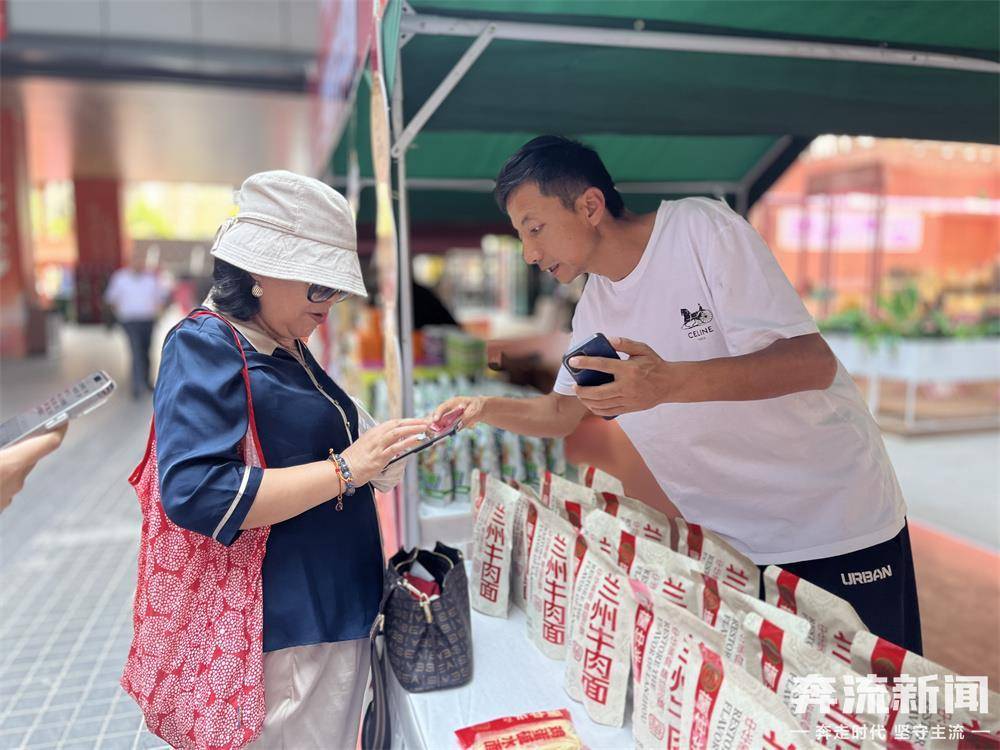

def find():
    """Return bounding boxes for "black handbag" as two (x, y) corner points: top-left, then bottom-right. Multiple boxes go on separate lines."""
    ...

(362, 542), (474, 750)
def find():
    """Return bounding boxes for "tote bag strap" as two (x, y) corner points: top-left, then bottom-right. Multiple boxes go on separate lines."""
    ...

(185, 309), (266, 468)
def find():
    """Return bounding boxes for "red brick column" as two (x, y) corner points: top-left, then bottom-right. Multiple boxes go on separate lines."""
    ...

(73, 177), (124, 324)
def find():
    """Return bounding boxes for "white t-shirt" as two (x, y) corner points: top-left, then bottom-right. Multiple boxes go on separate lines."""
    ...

(104, 269), (170, 322)
(554, 198), (906, 564)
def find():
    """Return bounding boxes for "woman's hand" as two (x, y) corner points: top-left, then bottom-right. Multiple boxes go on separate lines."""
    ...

(340, 418), (429, 487)
(431, 396), (488, 430)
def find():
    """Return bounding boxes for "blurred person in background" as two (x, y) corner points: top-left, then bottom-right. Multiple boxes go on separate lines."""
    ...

(104, 252), (172, 399)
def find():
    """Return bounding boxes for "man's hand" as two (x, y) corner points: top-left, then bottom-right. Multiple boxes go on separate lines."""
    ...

(570, 337), (671, 417)
(431, 396), (489, 430)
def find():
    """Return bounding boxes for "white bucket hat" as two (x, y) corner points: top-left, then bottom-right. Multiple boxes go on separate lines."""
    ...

(211, 170), (367, 298)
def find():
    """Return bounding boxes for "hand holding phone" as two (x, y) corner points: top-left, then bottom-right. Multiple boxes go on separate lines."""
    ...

(385, 408), (464, 467)
(0, 371), (115, 449)
(562, 333), (621, 387)
(562, 333), (622, 419)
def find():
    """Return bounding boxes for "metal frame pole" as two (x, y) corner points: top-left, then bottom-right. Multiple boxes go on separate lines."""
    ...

(391, 46), (420, 548)
(390, 25), (496, 159)
(402, 13), (1000, 74)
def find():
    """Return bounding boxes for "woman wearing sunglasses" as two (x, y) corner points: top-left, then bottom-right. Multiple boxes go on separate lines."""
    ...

(146, 171), (428, 747)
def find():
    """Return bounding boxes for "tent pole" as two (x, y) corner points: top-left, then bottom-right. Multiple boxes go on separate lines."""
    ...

(402, 13), (1000, 74)
(391, 47), (420, 548)
(737, 135), (793, 216)
(391, 24), (496, 158)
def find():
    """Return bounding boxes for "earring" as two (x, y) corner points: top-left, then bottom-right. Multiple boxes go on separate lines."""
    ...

(251, 283), (263, 298)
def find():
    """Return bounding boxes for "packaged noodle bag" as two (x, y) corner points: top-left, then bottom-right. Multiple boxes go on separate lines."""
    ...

(598, 492), (672, 546)
(472, 469), (520, 517)
(674, 517), (759, 597)
(453, 429), (474, 505)
(525, 503), (577, 659)
(503, 476), (540, 501)
(538, 472), (600, 527)
(742, 613), (888, 750)
(418, 437), (454, 506)
(563, 541), (636, 727)
(680, 638), (825, 750)
(500, 428), (527, 483)
(630, 579), (724, 750)
(455, 709), (583, 750)
(522, 436), (547, 487)
(582, 510), (702, 612)
(851, 631), (1000, 749)
(693, 572), (810, 667)
(511, 490), (540, 612)
(763, 565), (868, 666)
(581, 465), (625, 495)
(472, 423), (502, 477)
(545, 437), (567, 477)
(470, 473), (519, 617)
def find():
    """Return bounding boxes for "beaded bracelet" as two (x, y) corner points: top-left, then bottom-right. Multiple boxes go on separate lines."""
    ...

(326, 453), (346, 511)
(327, 450), (356, 511)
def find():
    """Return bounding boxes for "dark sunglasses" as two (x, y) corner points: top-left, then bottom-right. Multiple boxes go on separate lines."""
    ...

(307, 284), (350, 304)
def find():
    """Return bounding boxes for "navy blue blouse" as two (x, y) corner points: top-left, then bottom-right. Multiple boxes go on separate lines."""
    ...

(154, 312), (383, 652)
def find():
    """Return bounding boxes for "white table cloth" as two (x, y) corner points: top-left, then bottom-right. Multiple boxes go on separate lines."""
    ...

(387, 603), (634, 750)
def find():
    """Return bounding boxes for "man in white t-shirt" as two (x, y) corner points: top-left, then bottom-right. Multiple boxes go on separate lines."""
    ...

(104, 253), (171, 399)
(435, 136), (920, 652)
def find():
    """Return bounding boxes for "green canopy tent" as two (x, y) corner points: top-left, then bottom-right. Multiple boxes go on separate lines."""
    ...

(334, 0), (998, 221)
(330, 0), (998, 543)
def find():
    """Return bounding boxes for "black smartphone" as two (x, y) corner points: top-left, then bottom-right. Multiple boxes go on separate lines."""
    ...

(562, 333), (621, 387)
(385, 409), (464, 467)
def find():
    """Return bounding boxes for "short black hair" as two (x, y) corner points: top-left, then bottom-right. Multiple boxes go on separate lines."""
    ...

(494, 135), (624, 218)
(209, 258), (260, 321)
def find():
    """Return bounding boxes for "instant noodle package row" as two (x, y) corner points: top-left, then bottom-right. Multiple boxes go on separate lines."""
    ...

(468, 469), (998, 750)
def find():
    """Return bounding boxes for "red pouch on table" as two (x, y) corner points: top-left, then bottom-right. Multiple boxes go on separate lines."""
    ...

(851, 631), (1000, 749)
(673, 517), (759, 597)
(455, 709), (583, 750)
(763, 564), (868, 666)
